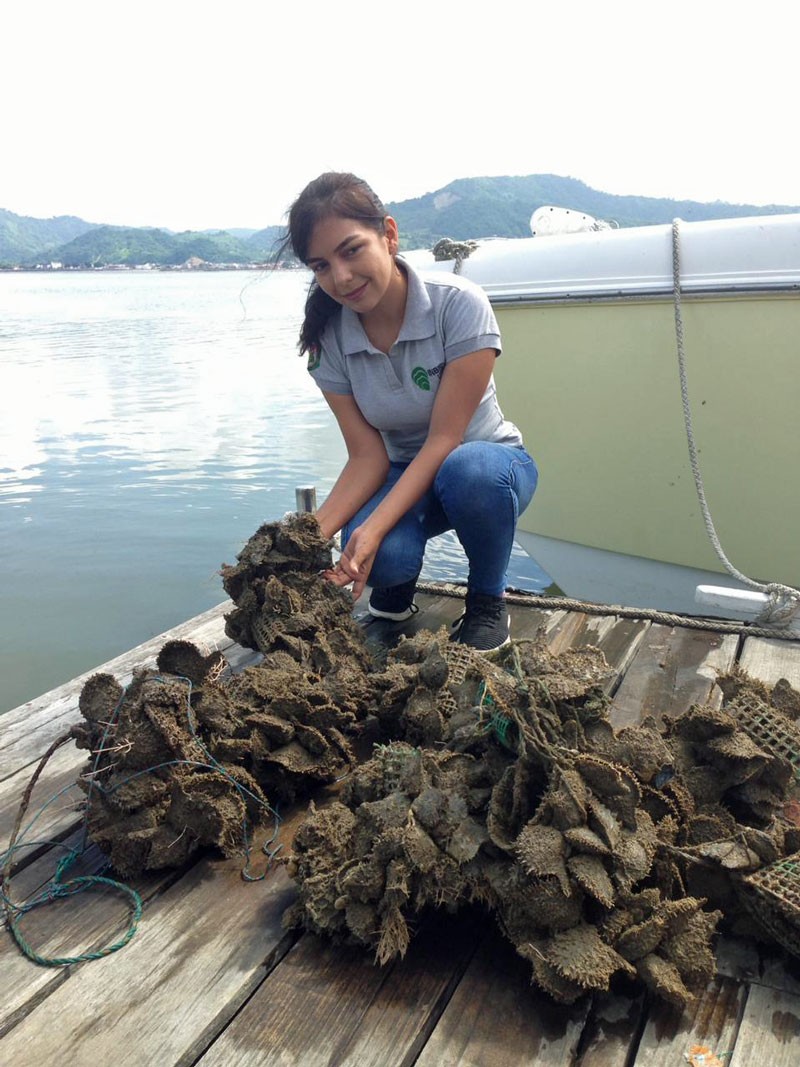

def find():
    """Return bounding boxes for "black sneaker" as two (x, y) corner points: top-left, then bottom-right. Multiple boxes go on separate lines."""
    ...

(368, 578), (419, 621)
(451, 592), (510, 651)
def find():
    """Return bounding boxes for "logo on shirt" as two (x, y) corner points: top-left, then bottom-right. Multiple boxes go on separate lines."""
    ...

(411, 362), (445, 391)
(412, 366), (430, 391)
(307, 346), (321, 373)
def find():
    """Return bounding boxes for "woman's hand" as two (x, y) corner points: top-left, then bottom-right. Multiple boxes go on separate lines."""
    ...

(323, 524), (381, 600)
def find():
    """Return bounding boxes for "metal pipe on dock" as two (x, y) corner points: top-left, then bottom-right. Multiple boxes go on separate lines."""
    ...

(295, 486), (317, 513)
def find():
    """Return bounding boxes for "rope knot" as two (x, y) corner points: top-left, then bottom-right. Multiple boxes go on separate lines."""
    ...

(756, 586), (800, 628)
(431, 238), (478, 275)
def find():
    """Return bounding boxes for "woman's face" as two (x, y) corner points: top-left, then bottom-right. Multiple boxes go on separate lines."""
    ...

(305, 214), (401, 315)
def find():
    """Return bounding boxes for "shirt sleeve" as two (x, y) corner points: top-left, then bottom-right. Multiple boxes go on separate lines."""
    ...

(441, 278), (502, 361)
(307, 327), (353, 395)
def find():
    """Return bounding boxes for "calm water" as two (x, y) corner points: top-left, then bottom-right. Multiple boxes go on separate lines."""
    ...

(0, 270), (549, 713)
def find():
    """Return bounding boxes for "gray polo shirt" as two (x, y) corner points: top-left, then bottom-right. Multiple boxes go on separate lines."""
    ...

(308, 258), (523, 462)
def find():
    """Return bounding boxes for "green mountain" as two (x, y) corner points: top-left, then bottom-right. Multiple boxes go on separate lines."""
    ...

(2, 176), (797, 267)
(386, 174), (799, 248)
(0, 212), (285, 268)
(32, 225), (268, 268)
(246, 225), (288, 259)
(0, 208), (99, 263)
(213, 227), (257, 240)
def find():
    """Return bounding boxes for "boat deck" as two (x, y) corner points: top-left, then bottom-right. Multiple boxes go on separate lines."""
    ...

(2, 589), (800, 1066)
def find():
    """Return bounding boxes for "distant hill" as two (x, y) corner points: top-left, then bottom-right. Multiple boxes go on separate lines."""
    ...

(387, 174), (800, 249)
(42, 225), (271, 268)
(2, 176), (798, 267)
(0, 208), (99, 263)
(212, 227), (257, 240)
(0, 213), (287, 268)
(246, 225), (287, 260)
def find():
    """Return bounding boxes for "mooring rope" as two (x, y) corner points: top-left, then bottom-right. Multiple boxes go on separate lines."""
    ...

(671, 218), (800, 627)
(415, 579), (800, 641)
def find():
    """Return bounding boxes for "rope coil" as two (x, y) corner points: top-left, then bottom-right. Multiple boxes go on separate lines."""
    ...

(0, 734), (143, 967)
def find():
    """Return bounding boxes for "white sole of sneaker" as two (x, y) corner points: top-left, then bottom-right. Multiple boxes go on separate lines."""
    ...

(367, 603), (418, 622)
(459, 632), (512, 653)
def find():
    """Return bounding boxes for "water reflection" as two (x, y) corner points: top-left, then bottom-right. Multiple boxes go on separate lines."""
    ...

(0, 270), (549, 713)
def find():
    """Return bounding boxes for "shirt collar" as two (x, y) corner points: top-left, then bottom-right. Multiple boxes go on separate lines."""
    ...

(339, 256), (436, 355)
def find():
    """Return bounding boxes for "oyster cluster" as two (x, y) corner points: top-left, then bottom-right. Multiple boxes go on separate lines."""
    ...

(73, 515), (375, 875)
(284, 630), (735, 1007)
(72, 514), (800, 1008)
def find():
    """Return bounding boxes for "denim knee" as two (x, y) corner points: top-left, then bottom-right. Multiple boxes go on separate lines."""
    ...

(433, 442), (538, 596)
(362, 517), (427, 588)
(342, 493), (426, 590)
(434, 442), (538, 521)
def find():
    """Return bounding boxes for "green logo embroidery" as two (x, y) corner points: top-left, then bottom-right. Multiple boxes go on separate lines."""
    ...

(307, 347), (321, 372)
(412, 366), (431, 391)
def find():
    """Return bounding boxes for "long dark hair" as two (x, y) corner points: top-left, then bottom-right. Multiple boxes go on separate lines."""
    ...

(278, 173), (387, 356)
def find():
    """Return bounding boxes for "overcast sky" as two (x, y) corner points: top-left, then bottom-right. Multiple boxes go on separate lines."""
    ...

(4, 1), (798, 232)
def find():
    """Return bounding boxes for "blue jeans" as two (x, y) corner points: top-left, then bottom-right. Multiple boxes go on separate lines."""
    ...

(342, 441), (538, 598)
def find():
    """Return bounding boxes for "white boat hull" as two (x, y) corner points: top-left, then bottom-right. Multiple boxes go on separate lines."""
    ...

(514, 529), (770, 619)
(409, 215), (800, 618)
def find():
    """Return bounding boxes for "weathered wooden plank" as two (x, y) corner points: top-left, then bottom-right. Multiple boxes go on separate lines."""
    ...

(414, 931), (590, 1066)
(633, 975), (745, 1067)
(575, 991), (644, 1067)
(0, 740), (86, 866)
(715, 935), (800, 996)
(333, 913), (481, 1067)
(0, 858), (180, 1040)
(224, 644), (262, 672)
(738, 636), (800, 688)
(563, 614), (651, 694)
(1, 601), (235, 781)
(581, 614), (649, 666)
(510, 605), (570, 644)
(610, 625), (738, 729)
(0, 838), (298, 1062)
(197, 911), (483, 1067)
(728, 983), (800, 1067)
(0, 833), (104, 931)
(199, 936), (388, 1067)
(544, 611), (592, 654)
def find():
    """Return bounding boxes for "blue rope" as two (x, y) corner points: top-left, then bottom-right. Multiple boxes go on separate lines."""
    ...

(13, 779), (86, 848)
(477, 680), (516, 750)
(5, 865), (143, 967)
(0, 734), (142, 968)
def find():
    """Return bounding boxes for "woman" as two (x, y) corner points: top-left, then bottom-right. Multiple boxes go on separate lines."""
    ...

(284, 172), (537, 651)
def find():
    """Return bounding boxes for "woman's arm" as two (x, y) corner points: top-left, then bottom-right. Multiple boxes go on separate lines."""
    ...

(365, 347), (495, 535)
(332, 348), (496, 596)
(314, 391), (391, 541)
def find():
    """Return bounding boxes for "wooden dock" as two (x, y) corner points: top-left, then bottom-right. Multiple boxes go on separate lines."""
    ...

(2, 589), (800, 1066)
